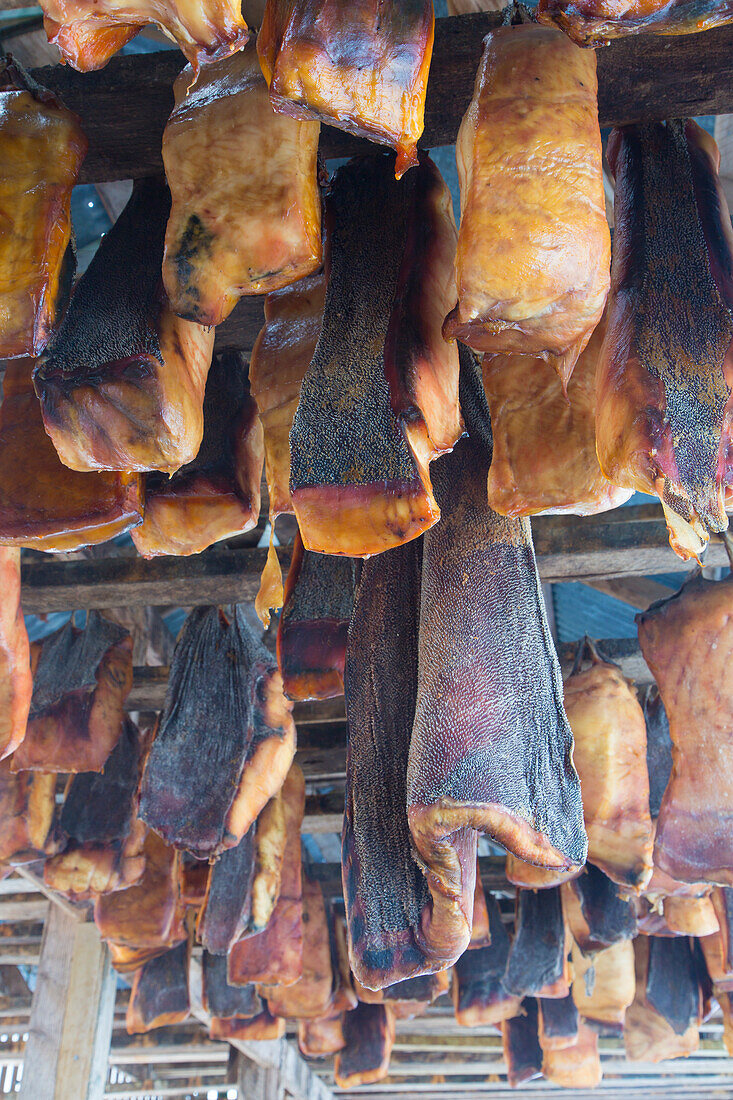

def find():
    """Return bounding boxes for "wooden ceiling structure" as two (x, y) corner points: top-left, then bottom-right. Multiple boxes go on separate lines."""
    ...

(0, 5), (733, 1099)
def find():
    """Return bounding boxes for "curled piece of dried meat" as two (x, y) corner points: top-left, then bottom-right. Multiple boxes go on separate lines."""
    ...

(258, 0), (434, 177)
(334, 1002), (395, 1089)
(538, 0), (733, 44)
(444, 25), (609, 388)
(0, 549), (31, 760)
(162, 41), (321, 326)
(13, 611), (132, 774)
(131, 351), (262, 558)
(504, 888), (570, 1000)
(35, 178), (214, 476)
(452, 892), (521, 1028)
(505, 852), (581, 891)
(289, 153), (461, 556)
(596, 120), (733, 561)
(126, 940), (190, 1034)
(0, 58), (86, 359)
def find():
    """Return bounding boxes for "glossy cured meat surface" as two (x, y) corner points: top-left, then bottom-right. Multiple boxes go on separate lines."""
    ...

(571, 939), (635, 1027)
(258, 0), (434, 177)
(502, 999), (543, 1088)
(262, 877), (333, 1019)
(334, 1002), (395, 1089)
(0, 762), (57, 864)
(0, 549), (31, 760)
(0, 361), (142, 552)
(637, 574), (733, 885)
(538, 994), (579, 1051)
(664, 893), (719, 936)
(538, 0), (733, 44)
(563, 640), (653, 891)
(505, 852), (581, 891)
(504, 888), (570, 999)
(44, 717), (146, 900)
(0, 59), (86, 359)
(162, 43), (320, 326)
(482, 316), (632, 518)
(298, 1014), (345, 1057)
(34, 179), (214, 476)
(289, 154), (461, 556)
(209, 1009), (285, 1041)
(444, 25), (609, 387)
(126, 940), (190, 1034)
(13, 611), (132, 774)
(624, 936), (700, 1061)
(277, 533), (357, 700)
(407, 349), (586, 874)
(452, 891), (521, 1027)
(562, 864), (637, 954)
(542, 1021), (603, 1089)
(132, 352), (262, 558)
(198, 826), (256, 955)
(40, 0), (248, 72)
(596, 121), (733, 561)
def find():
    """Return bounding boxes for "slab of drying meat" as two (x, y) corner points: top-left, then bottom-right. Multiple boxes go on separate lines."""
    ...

(163, 41), (320, 326)
(13, 611), (132, 774)
(452, 891), (521, 1028)
(289, 153), (461, 556)
(44, 717), (146, 900)
(38, 0), (248, 71)
(538, 0), (733, 44)
(502, 999), (543, 1088)
(0, 550), (31, 760)
(482, 313), (631, 517)
(139, 605), (295, 858)
(571, 939), (635, 1029)
(643, 685), (674, 823)
(334, 1002), (395, 1089)
(210, 1009), (285, 1042)
(596, 120), (733, 560)
(663, 893), (719, 937)
(126, 940), (190, 1034)
(0, 761), (58, 864)
(542, 1020), (602, 1089)
(202, 952), (261, 1020)
(444, 24), (609, 388)
(563, 637), (653, 891)
(0, 59), (86, 359)
(538, 994), (579, 1051)
(132, 351), (262, 558)
(298, 1014), (345, 1058)
(261, 877), (334, 1019)
(637, 572), (733, 885)
(562, 864), (637, 955)
(258, 0), (434, 177)
(343, 535), (475, 990)
(34, 178), (214, 476)
(278, 533), (358, 701)
(228, 763), (304, 987)
(407, 347), (586, 874)
(624, 936), (701, 1062)
(504, 888), (570, 1000)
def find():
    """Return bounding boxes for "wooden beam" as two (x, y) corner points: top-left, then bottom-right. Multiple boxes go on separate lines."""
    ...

(29, 16), (733, 187)
(20, 908), (116, 1100)
(583, 575), (672, 610)
(238, 1054), (285, 1100)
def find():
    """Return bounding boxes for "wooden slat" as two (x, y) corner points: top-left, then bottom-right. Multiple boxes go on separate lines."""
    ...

(29, 16), (733, 188)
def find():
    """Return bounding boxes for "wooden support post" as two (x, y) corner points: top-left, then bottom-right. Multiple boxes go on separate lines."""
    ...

(238, 1052), (285, 1100)
(20, 907), (116, 1100)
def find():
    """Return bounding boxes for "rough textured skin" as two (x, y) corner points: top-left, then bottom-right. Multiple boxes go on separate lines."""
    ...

(334, 1002), (395, 1089)
(643, 685), (673, 821)
(504, 888), (570, 999)
(202, 952), (261, 1020)
(408, 348), (586, 873)
(139, 605), (295, 858)
(664, 893), (719, 936)
(298, 1014), (345, 1057)
(0, 549), (31, 760)
(542, 1021), (603, 1088)
(277, 533), (358, 701)
(289, 154), (461, 556)
(258, 0), (433, 177)
(469, 874), (491, 949)
(162, 43), (321, 326)
(209, 1009), (285, 1041)
(35, 179), (214, 476)
(40, 0), (248, 71)
(132, 351), (262, 558)
(482, 316), (632, 517)
(342, 538), (474, 990)
(624, 936), (700, 1061)
(13, 612), (132, 774)
(0, 60), (86, 359)
(126, 940), (190, 1034)
(562, 864), (638, 954)
(263, 877), (333, 1019)
(505, 853), (581, 891)
(502, 999), (543, 1088)
(94, 831), (185, 956)
(596, 122), (733, 561)
(0, 361), (142, 552)
(228, 764), (304, 987)
(563, 641), (653, 891)
(355, 969), (449, 1006)
(538, 0), (733, 43)
(538, 994), (579, 1051)
(637, 574), (733, 884)
(444, 25), (609, 389)
(198, 826), (255, 956)
(452, 891), (521, 1028)
(646, 936), (702, 1035)
(571, 939), (635, 1027)
(44, 717), (146, 900)
(0, 762), (57, 864)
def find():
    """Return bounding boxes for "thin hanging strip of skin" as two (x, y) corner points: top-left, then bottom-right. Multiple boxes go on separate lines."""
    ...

(198, 826), (256, 956)
(407, 347), (586, 875)
(126, 940), (191, 1034)
(561, 864), (637, 955)
(162, 41), (321, 326)
(469, 873), (491, 949)
(257, 0), (434, 178)
(502, 999), (543, 1088)
(443, 24), (610, 390)
(503, 887), (570, 1000)
(571, 939), (635, 1028)
(289, 153), (461, 557)
(0, 549), (31, 760)
(637, 571), (733, 885)
(452, 891), (521, 1028)
(538, 0), (733, 45)
(596, 120), (733, 561)
(342, 536), (476, 991)
(334, 1002), (395, 1089)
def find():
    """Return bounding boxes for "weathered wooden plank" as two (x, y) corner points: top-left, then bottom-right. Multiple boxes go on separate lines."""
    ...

(238, 1055), (285, 1100)
(584, 576), (672, 609)
(29, 16), (733, 188)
